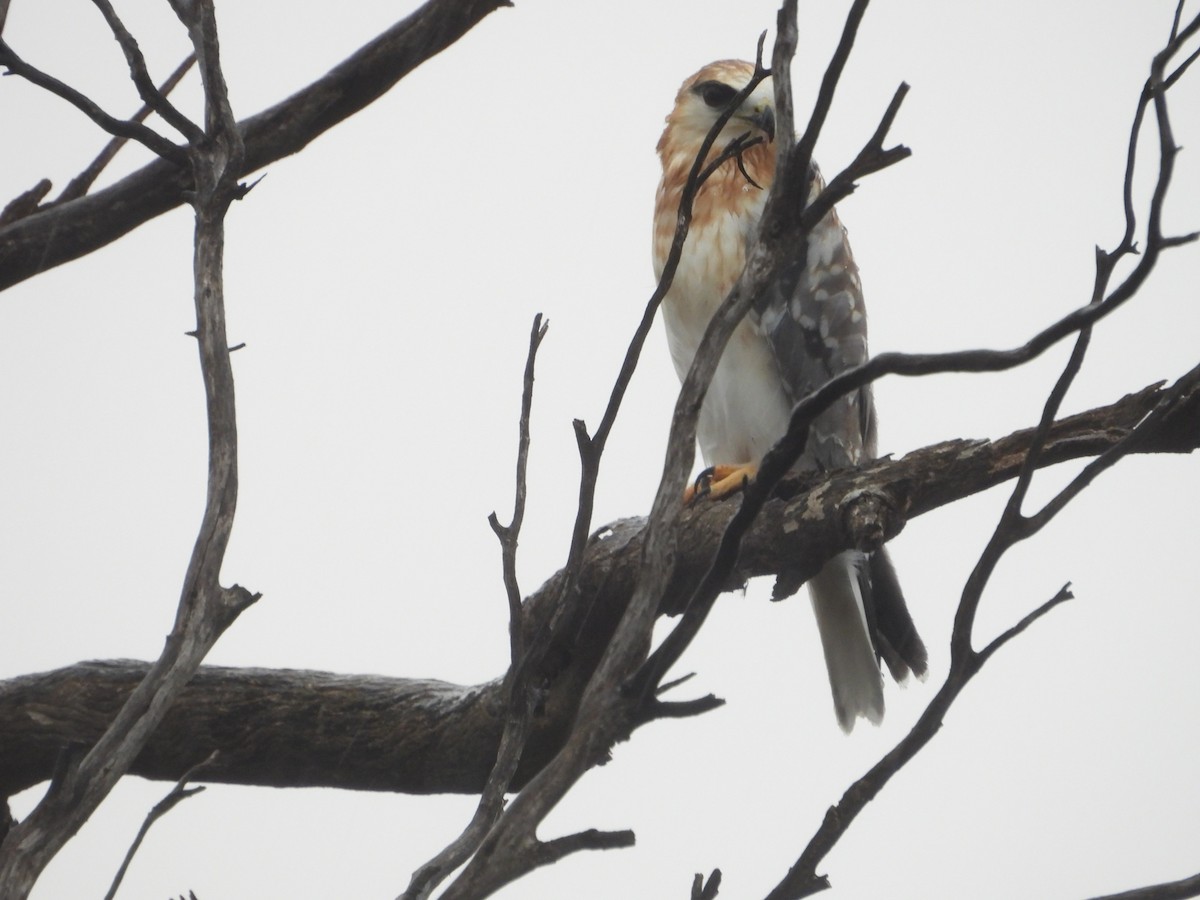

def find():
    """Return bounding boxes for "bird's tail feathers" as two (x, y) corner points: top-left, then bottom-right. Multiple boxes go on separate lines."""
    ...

(808, 551), (884, 732)
(866, 547), (929, 683)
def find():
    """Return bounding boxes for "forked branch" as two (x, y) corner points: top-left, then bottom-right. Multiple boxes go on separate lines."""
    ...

(0, 5), (255, 896)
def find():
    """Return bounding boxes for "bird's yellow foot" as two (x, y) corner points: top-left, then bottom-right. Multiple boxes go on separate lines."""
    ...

(684, 463), (758, 504)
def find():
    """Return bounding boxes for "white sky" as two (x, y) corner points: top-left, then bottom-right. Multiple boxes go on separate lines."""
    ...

(2, 1), (1198, 898)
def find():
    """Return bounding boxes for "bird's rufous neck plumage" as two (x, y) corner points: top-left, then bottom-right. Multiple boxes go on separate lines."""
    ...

(652, 60), (776, 273)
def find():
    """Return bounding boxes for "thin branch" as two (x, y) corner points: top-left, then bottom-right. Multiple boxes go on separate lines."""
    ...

(56, 55), (197, 205)
(1026, 363), (1200, 534)
(0, 38), (187, 165)
(88, 0), (202, 142)
(103, 752), (217, 900)
(634, 694), (725, 725)
(976, 584), (1074, 666)
(949, 324), (1092, 659)
(532, 829), (635, 866)
(0, 180), (52, 227)
(401, 315), (549, 900)
(692, 869), (723, 900)
(783, 0), (871, 204)
(489, 313), (548, 659)
(799, 81), (911, 228)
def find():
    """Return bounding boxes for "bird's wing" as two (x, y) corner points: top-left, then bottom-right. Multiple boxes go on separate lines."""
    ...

(751, 163), (876, 470)
(753, 163), (928, 689)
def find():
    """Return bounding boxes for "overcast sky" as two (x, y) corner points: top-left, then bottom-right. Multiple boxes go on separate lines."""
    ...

(2, 1), (1198, 898)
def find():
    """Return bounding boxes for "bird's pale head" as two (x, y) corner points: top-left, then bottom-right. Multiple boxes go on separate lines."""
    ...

(657, 60), (776, 160)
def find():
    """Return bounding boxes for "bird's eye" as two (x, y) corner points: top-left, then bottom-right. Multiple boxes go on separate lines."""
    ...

(695, 81), (738, 110)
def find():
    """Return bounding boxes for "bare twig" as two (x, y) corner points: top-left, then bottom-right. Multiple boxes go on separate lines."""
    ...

(88, 0), (202, 142)
(692, 869), (723, 900)
(56, 55), (197, 205)
(782, 0), (872, 202)
(103, 751), (217, 900)
(401, 315), (549, 900)
(0, 38), (187, 165)
(0, 180), (51, 227)
(490, 314), (549, 659)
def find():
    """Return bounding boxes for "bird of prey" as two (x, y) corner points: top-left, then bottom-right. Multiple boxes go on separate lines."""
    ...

(652, 59), (927, 731)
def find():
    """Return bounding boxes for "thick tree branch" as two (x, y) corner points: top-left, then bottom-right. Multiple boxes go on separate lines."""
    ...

(1, 374), (1195, 800)
(0, 0), (510, 292)
(1087, 871), (1200, 900)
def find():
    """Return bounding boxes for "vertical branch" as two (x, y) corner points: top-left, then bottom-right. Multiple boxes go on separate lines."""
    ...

(400, 315), (549, 900)
(0, 5), (254, 896)
(492, 314), (548, 661)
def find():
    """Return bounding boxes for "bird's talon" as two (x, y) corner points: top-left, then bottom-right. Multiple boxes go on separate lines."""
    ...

(684, 467), (715, 506)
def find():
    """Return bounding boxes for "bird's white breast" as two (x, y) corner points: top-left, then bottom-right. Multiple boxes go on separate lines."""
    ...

(657, 192), (792, 467)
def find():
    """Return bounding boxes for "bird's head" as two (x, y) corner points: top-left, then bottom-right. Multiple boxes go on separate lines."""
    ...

(659, 60), (776, 158)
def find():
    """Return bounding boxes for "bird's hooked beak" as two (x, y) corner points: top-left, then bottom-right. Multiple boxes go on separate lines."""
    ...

(739, 102), (776, 143)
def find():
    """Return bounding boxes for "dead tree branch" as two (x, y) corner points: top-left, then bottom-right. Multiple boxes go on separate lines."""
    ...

(55, 54), (197, 206)
(103, 751), (217, 900)
(0, 37), (188, 164)
(0, 5), (255, 896)
(762, 8), (1200, 898)
(2, 373), (1194, 801)
(1086, 871), (1200, 900)
(401, 315), (549, 900)
(0, 0), (510, 292)
(89, 0), (202, 143)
